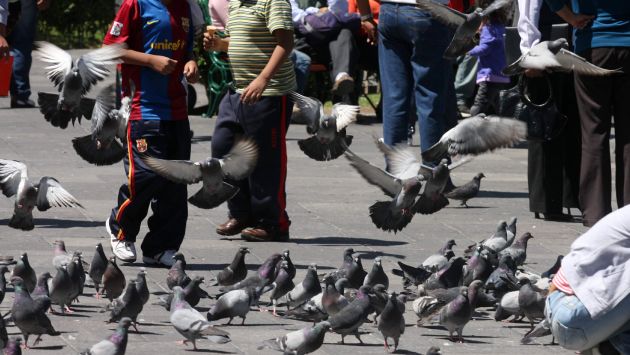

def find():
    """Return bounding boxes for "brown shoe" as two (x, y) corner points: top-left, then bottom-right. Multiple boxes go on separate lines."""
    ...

(216, 218), (251, 236)
(331, 74), (355, 97)
(241, 226), (289, 242)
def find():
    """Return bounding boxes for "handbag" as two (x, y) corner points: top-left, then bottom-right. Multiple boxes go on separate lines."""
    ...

(498, 74), (567, 142)
(297, 11), (360, 45)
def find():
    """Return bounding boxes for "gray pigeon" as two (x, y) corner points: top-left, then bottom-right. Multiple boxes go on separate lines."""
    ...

(68, 257), (85, 302)
(518, 278), (547, 330)
(49, 265), (75, 313)
(135, 268), (149, 306)
(31, 272), (52, 302)
(72, 83), (131, 166)
(4, 338), (22, 355)
(0, 266), (9, 304)
(89, 243), (108, 298)
(325, 248), (368, 289)
(219, 253), (282, 293)
(422, 250), (456, 272)
(80, 317), (132, 355)
(392, 261), (433, 287)
(345, 150), (424, 232)
(445, 173), (485, 207)
(290, 92), (359, 161)
(438, 287), (472, 343)
(207, 286), (268, 325)
(143, 138), (258, 209)
(103, 257), (126, 302)
(461, 246), (493, 286)
(12, 253), (37, 293)
(499, 232), (534, 266)
(416, 0), (514, 59)
(415, 159), (467, 215)
(482, 221), (509, 253)
(215, 247), (249, 286)
(268, 260), (295, 315)
(106, 280), (143, 329)
(11, 277), (60, 348)
(503, 38), (620, 76)
(52, 240), (72, 268)
(521, 318), (554, 345)
(426, 346), (442, 355)
(485, 254), (518, 299)
(541, 255), (563, 279)
(422, 114), (527, 162)
(322, 277), (349, 317)
(156, 275), (209, 311)
(0, 160), (83, 230)
(35, 41), (125, 129)
(363, 257), (389, 289)
(423, 257), (467, 291)
(259, 321), (331, 354)
(286, 264), (320, 309)
(326, 248), (355, 283)
(170, 287), (231, 350)
(328, 285), (374, 344)
(494, 290), (523, 322)
(167, 252), (191, 290)
(276, 249), (297, 280)
(506, 216), (517, 246)
(378, 292), (406, 352)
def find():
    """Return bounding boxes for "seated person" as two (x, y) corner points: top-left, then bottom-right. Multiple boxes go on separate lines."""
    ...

(348, 0), (378, 72)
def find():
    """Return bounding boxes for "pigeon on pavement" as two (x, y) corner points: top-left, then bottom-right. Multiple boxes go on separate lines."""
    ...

(31, 272), (52, 302)
(422, 114), (527, 162)
(157, 275), (209, 311)
(482, 221), (509, 253)
(506, 216), (518, 246)
(167, 252), (192, 290)
(143, 137), (258, 209)
(268, 260), (296, 315)
(485, 255), (518, 299)
(49, 265), (76, 313)
(290, 92), (360, 161)
(392, 261), (433, 287)
(503, 39), (620, 76)
(35, 41), (125, 129)
(328, 285), (374, 344)
(106, 280), (144, 329)
(423, 257), (467, 291)
(426, 346), (442, 355)
(286, 264), (320, 309)
(218, 253), (282, 293)
(11, 277), (60, 348)
(103, 257), (126, 302)
(521, 318), (554, 345)
(445, 173), (485, 207)
(438, 287), (473, 343)
(51, 240), (73, 268)
(170, 286), (231, 350)
(135, 268), (149, 306)
(494, 290), (523, 322)
(518, 278), (547, 330)
(68, 257), (85, 302)
(462, 245), (493, 286)
(415, 159), (471, 215)
(4, 338), (22, 355)
(422, 250), (456, 272)
(89, 243), (109, 299)
(415, 0), (514, 59)
(215, 247), (249, 286)
(259, 321), (332, 355)
(378, 292), (406, 352)
(207, 286), (269, 325)
(12, 253), (37, 293)
(80, 317), (132, 355)
(0, 160), (83, 230)
(276, 249), (297, 280)
(499, 232), (534, 266)
(363, 257), (389, 289)
(322, 277), (349, 317)
(541, 255), (563, 279)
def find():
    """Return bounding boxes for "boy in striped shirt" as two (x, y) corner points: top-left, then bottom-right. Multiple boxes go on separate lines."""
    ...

(204, 0), (296, 242)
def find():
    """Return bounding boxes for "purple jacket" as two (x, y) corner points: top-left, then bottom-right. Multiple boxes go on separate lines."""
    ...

(468, 22), (510, 84)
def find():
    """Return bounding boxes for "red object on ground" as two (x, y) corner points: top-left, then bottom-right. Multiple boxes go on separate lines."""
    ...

(0, 56), (13, 97)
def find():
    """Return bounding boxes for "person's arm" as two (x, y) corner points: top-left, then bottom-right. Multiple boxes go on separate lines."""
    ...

(356, 0), (376, 45)
(547, 3), (594, 29)
(119, 50), (178, 75)
(468, 26), (493, 57)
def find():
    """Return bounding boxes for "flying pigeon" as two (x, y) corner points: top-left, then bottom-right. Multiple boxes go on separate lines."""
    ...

(11, 277), (60, 348)
(503, 38), (621, 76)
(35, 41), (125, 129)
(259, 321), (331, 354)
(445, 173), (485, 207)
(0, 160), (83, 230)
(72, 83), (131, 166)
(286, 264), (320, 309)
(328, 285), (374, 344)
(290, 91), (360, 161)
(143, 137), (258, 209)
(416, 0), (514, 59)
(12, 253), (37, 293)
(207, 286), (269, 325)
(378, 292), (406, 352)
(103, 257), (126, 302)
(499, 232), (534, 266)
(215, 247), (249, 286)
(170, 286), (231, 350)
(89, 243), (109, 298)
(167, 252), (192, 290)
(268, 260), (296, 315)
(80, 317), (132, 355)
(363, 257), (389, 289)
(422, 114), (527, 162)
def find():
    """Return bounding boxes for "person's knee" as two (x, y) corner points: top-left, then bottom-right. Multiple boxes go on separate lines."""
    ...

(549, 295), (594, 350)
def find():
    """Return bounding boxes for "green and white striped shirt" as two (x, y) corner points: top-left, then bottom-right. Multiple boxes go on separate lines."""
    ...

(227, 0), (297, 96)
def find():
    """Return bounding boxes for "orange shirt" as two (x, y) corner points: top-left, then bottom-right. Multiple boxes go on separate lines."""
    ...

(348, 0), (380, 23)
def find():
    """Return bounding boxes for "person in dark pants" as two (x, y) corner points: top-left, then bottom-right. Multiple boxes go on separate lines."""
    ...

(518, 0), (580, 221)
(103, 0), (199, 266)
(204, 0), (296, 242)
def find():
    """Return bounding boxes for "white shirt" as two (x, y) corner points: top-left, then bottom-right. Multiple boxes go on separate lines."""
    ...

(517, 0), (543, 54)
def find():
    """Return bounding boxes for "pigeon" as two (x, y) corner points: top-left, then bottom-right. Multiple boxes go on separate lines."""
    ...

(259, 321), (331, 354)
(485, 255), (518, 299)
(0, 266), (9, 304)
(51, 240), (73, 268)
(414, 280), (485, 324)
(286, 264), (320, 309)
(106, 280), (144, 329)
(31, 272), (52, 302)
(521, 318), (554, 345)
(499, 232), (534, 266)
(268, 260), (296, 315)
(506, 216), (518, 246)
(12, 253), (37, 293)
(415, 159), (467, 215)
(170, 287), (231, 350)
(518, 278), (547, 330)
(494, 290), (523, 322)
(325, 248), (356, 284)
(423, 257), (467, 291)
(541, 255), (563, 279)
(445, 173), (485, 207)
(68, 257), (85, 302)
(290, 92), (360, 161)
(422, 114), (527, 162)
(72, 83), (131, 166)
(415, 0), (514, 59)
(167, 252), (191, 290)
(0, 160), (83, 230)
(345, 150), (424, 232)
(207, 286), (269, 325)
(363, 257), (389, 289)
(426, 346), (442, 355)
(103, 257), (126, 302)
(34, 41), (125, 129)
(89, 243), (108, 298)
(503, 38), (621, 76)
(80, 317), (132, 355)
(4, 338), (22, 355)
(282, 291), (327, 323)
(482, 221), (509, 253)
(276, 249), (297, 280)
(392, 261), (433, 287)
(423, 239), (457, 271)
(322, 277), (349, 317)
(348, 256), (369, 289)
(156, 275), (209, 311)
(135, 268), (149, 306)
(438, 287), (473, 343)
(462, 246), (493, 286)
(10, 277), (60, 348)
(143, 137), (258, 209)
(218, 253), (282, 293)
(378, 292), (406, 352)
(328, 285), (374, 344)
(370, 284), (390, 320)
(215, 247), (249, 286)
(49, 265), (76, 313)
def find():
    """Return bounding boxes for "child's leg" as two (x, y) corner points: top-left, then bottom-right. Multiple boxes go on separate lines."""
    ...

(486, 82), (504, 115)
(469, 81), (489, 116)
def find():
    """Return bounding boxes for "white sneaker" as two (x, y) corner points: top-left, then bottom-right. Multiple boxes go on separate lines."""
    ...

(106, 218), (137, 262)
(143, 250), (177, 267)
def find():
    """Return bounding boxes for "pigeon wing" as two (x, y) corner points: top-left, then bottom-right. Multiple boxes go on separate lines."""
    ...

(88, 340), (117, 355)
(440, 115), (526, 156)
(345, 151), (401, 197)
(289, 91), (323, 133)
(142, 157), (203, 184)
(34, 41), (73, 89)
(382, 145), (423, 180)
(91, 84), (117, 134)
(556, 48), (621, 76)
(36, 177), (84, 211)
(77, 43), (126, 94)
(331, 104), (360, 131)
(481, 0), (514, 17)
(283, 328), (306, 352)
(220, 138), (259, 180)
(415, 0), (466, 28)
(171, 308), (206, 333)
(0, 159), (27, 197)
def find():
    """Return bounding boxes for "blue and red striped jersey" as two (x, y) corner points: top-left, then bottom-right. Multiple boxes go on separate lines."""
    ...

(104, 0), (194, 121)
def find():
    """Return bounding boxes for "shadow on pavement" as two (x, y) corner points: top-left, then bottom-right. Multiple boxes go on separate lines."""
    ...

(289, 236), (408, 247)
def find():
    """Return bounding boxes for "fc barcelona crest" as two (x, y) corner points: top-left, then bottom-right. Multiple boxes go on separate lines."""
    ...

(182, 17), (190, 33)
(136, 139), (148, 153)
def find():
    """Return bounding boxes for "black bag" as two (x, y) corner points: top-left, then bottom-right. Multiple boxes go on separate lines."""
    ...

(498, 74), (567, 142)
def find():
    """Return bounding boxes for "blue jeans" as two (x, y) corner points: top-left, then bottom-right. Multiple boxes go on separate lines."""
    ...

(8, 0), (37, 101)
(546, 291), (630, 353)
(291, 49), (311, 94)
(378, 3), (457, 157)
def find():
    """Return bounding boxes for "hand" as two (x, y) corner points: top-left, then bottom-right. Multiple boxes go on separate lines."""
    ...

(361, 19), (377, 46)
(149, 55), (177, 75)
(183, 60), (199, 83)
(569, 13), (594, 29)
(203, 33), (228, 51)
(524, 68), (544, 78)
(36, 0), (51, 11)
(0, 35), (9, 58)
(240, 76), (269, 104)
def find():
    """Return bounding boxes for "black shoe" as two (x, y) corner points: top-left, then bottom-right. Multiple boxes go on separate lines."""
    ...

(534, 212), (574, 222)
(458, 104), (471, 118)
(10, 99), (36, 108)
